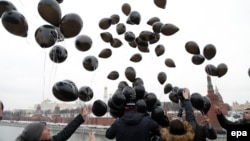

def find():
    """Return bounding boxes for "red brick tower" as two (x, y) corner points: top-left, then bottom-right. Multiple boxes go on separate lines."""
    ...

(206, 75), (228, 132)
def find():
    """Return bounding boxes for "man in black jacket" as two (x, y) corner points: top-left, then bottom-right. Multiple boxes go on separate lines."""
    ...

(105, 105), (159, 141)
(16, 107), (95, 141)
(215, 106), (250, 141)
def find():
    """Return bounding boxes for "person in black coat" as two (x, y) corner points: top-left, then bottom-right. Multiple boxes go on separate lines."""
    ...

(193, 115), (217, 141)
(215, 106), (250, 140)
(105, 105), (159, 141)
(15, 107), (95, 141)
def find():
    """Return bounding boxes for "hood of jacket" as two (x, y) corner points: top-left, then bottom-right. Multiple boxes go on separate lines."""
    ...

(120, 111), (144, 125)
(160, 121), (195, 141)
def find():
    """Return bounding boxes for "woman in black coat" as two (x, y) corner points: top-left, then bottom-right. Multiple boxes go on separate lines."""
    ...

(15, 107), (94, 141)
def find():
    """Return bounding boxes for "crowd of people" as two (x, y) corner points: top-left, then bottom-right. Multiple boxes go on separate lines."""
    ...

(1, 87), (249, 141)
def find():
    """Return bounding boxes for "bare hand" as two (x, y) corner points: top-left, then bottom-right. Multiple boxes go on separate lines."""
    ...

(182, 88), (190, 100)
(214, 105), (222, 115)
(89, 132), (96, 141)
(80, 107), (89, 119)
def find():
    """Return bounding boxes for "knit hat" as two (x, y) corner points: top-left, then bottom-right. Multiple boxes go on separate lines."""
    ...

(16, 122), (46, 141)
(169, 119), (185, 135)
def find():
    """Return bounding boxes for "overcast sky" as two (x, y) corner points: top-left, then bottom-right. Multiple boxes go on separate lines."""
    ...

(0, 0), (250, 110)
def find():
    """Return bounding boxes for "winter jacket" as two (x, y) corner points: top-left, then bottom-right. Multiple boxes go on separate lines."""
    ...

(217, 113), (250, 141)
(105, 111), (159, 141)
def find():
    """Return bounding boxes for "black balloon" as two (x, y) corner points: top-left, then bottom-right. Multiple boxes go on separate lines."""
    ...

(60, 13), (83, 38)
(191, 54), (205, 65)
(56, 0), (63, 4)
(75, 34), (92, 52)
(134, 84), (145, 100)
(109, 107), (124, 118)
(185, 41), (200, 55)
(82, 55), (98, 71)
(124, 31), (135, 42)
(144, 93), (157, 111)
(203, 44), (216, 60)
(38, 0), (61, 26)
(100, 32), (113, 43)
(132, 77), (144, 87)
(92, 100), (107, 117)
(122, 86), (136, 104)
(155, 44), (165, 57)
(125, 66), (136, 82)
(164, 83), (173, 94)
(136, 99), (147, 113)
(49, 45), (67, 63)
(154, 0), (167, 9)
(139, 30), (155, 41)
(121, 3), (131, 16)
(202, 96), (211, 115)
(151, 106), (164, 121)
(130, 53), (142, 63)
(118, 81), (129, 90)
(112, 90), (126, 108)
(190, 93), (204, 114)
(158, 72), (167, 85)
(152, 21), (163, 33)
(110, 38), (123, 48)
(217, 63), (228, 78)
(248, 67), (250, 77)
(52, 80), (78, 102)
(98, 48), (112, 58)
(110, 14), (120, 25)
(78, 86), (93, 102)
(1, 10), (28, 37)
(35, 25), (58, 48)
(107, 71), (119, 80)
(147, 17), (160, 26)
(161, 23), (179, 36)
(165, 58), (176, 68)
(116, 23), (126, 35)
(205, 64), (218, 76)
(169, 92), (179, 103)
(99, 17), (112, 30)
(127, 11), (141, 25)
(0, 0), (17, 17)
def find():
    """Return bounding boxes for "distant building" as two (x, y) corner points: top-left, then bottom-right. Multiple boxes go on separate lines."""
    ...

(206, 75), (230, 133)
(232, 101), (250, 111)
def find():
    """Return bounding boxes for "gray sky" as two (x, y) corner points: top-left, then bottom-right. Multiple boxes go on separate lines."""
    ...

(1, 0), (250, 110)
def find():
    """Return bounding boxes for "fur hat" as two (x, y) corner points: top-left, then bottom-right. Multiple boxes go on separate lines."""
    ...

(16, 122), (46, 141)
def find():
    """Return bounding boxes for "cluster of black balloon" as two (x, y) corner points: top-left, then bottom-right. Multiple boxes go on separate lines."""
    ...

(0, 1), (28, 37)
(34, 0), (86, 65)
(107, 80), (169, 127)
(185, 41), (228, 78)
(98, 2), (179, 90)
(167, 87), (211, 115)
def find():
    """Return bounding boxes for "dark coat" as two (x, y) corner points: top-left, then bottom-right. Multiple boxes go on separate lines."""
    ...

(217, 113), (250, 141)
(105, 111), (159, 141)
(193, 124), (217, 141)
(51, 114), (84, 141)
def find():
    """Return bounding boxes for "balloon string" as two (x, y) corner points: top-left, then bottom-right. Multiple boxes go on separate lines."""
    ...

(42, 49), (47, 101)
